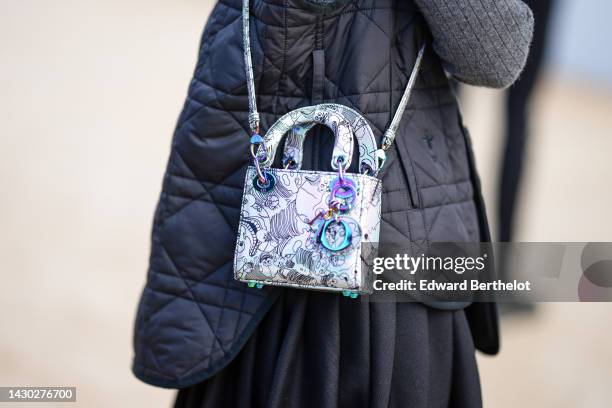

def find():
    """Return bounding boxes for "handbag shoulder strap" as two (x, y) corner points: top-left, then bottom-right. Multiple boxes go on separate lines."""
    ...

(242, 0), (426, 153)
(242, 0), (260, 133)
(380, 44), (426, 152)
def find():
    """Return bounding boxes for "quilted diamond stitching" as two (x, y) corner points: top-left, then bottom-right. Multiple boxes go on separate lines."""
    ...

(135, 0), (481, 387)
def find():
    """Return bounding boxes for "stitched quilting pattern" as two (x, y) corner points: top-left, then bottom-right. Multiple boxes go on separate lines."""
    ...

(133, 0), (480, 388)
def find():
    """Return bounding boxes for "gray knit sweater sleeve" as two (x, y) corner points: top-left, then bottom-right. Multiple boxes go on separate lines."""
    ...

(414, 0), (534, 88)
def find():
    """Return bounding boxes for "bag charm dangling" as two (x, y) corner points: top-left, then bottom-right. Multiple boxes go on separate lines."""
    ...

(233, 0), (425, 296)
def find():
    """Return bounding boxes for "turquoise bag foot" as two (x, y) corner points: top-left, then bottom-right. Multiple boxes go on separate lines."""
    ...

(342, 290), (359, 299)
(247, 281), (264, 289)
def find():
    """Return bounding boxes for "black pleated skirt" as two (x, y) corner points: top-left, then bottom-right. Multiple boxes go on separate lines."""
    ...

(174, 290), (482, 408)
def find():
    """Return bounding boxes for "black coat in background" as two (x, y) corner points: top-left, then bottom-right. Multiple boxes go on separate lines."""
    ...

(132, 0), (499, 395)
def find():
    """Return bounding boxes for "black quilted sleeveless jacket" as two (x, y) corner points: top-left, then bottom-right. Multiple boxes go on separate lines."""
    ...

(133, 0), (499, 388)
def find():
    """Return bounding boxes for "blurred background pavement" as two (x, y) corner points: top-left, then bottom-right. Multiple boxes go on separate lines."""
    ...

(1, 0), (611, 407)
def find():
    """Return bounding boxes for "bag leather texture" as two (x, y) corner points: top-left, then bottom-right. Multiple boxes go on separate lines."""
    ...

(234, 102), (383, 293)
(132, 0), (499, 389)
(235, 165), (382, 292)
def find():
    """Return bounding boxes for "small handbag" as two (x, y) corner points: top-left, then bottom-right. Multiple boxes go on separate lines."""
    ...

(233, 0), (425, 297)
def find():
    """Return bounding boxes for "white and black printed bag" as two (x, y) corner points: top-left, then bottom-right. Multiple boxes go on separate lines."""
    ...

(233, 0), (425, 297)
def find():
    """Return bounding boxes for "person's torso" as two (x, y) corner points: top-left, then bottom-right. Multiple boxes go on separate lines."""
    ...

(133, 0), (489, 388)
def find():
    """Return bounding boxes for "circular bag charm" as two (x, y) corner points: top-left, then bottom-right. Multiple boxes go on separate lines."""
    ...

(328, 177), (358, 213)
(318, 216), (362, 252)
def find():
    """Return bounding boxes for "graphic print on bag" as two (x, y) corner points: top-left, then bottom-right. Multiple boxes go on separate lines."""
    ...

(234, 166), (382, 292)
